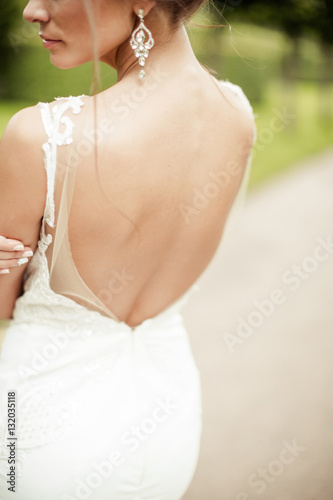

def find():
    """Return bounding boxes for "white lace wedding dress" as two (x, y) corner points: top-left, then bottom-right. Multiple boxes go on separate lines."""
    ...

(0, 75), (255, 500)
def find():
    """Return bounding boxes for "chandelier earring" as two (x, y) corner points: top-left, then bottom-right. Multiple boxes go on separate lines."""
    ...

(130, 8), (154, 79)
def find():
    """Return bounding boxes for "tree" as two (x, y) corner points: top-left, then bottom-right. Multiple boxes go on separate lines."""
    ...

(213, 0), (333, 117)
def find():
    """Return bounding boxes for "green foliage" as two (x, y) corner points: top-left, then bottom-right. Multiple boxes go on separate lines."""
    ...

(3, 46), (117, 102)
(0, 100), (33, 134)
(314, 0), (333, 45)
(213, 0), (333, 45)
(0, 0), (20, 90)
(250, 81), (333, 187)
(0, 0), (20, 59)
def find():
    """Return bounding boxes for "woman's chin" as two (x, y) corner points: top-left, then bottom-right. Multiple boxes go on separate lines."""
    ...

(49, 55), (86, 70)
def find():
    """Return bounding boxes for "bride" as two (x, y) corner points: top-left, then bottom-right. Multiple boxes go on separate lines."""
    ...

(0, 0), (255, 498)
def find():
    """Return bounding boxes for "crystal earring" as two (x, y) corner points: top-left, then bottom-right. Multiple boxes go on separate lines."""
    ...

(130, 8), (154, 79)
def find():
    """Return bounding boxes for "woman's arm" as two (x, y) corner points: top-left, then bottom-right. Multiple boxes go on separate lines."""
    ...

(0, 106), (47, 319)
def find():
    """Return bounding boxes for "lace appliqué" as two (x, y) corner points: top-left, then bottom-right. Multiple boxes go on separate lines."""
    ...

(12, 95), (89, 331)
(39, 95), (85, 232)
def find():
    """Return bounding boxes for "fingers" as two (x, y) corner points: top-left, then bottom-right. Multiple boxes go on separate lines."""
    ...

(0, 250), (33, 261)
(0, 256), (32, 275)
(0, 257), (30, 268)
(0, 236), (34, 274)
(0, 236), (26, 252)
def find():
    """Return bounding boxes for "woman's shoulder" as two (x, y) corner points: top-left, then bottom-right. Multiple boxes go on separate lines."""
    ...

(217, 79), (254, 116)
(38, 94), (87, 124)
(208, 75), (257, 147)
(209, 75), (254, 116)
(0, 104), (47, 169)
(2, 94), (88, 149)
(38, 94), (87, 108)
(1, 95), (70, 142)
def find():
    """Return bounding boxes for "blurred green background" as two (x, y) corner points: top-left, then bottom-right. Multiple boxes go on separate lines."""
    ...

(0, 0), (332, 188)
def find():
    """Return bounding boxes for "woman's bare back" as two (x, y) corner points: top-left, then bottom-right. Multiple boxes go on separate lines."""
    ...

(48, 67), (255, 327)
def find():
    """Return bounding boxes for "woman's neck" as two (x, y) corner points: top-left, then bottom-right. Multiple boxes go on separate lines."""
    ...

(102, 22), (201, 84)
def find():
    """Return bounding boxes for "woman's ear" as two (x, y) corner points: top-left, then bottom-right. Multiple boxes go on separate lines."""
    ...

(132, 1), (157, 17)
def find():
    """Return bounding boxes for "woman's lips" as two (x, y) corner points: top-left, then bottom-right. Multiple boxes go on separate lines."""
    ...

(40, 36), (62, 49)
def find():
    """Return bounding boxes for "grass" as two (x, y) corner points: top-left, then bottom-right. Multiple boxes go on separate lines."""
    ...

(250, 80), (333, 188)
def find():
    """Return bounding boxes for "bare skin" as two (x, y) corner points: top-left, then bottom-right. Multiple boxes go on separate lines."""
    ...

(0, 0), (255, 325)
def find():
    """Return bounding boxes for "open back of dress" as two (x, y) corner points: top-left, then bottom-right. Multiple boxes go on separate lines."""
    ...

(0, 73), (256, 500)
(40, 73), (256, 325)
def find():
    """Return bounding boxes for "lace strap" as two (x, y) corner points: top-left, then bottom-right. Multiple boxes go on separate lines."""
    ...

(38, 96), (85, 231)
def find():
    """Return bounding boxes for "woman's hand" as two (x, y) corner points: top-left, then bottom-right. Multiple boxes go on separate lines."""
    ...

(0, 235), (34, 275)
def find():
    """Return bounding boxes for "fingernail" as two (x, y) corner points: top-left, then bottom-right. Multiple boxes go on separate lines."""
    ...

(0, 269), (10, 274)
(17, 258), (29, 266)
(22, 251), (33, 258)
(13, 245), (24, 251)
